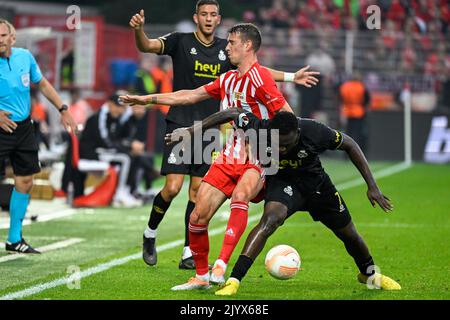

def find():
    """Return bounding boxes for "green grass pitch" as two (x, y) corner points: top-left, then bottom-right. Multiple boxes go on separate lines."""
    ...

(0, 160), (449, 300)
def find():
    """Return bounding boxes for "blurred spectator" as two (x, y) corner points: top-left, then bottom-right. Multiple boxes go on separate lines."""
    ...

(69, 88), (93, 130)
(121, 105), (159, 202)
(305, 45), (336, 79)
(339, 73), (371, 153)
(30, 90), (50, 149)
(267, 0), (291, 28)
(77, 91), (142, 207)
(400, 37), (417, 74)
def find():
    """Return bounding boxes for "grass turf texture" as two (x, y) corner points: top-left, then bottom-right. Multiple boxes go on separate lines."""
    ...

(0, 161), (449, 300)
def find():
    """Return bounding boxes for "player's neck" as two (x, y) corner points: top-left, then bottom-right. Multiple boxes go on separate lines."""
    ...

(237, 55), (258, 77)
(194, 31), (214, 45)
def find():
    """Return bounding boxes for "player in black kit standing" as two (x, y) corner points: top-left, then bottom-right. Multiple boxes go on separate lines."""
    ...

(129, 0), (320, 269)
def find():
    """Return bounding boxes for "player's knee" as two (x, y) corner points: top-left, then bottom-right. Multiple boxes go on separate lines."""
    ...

(189, 205), (209, 225)
(162, 183), (182, 199)
(15, 177), (33, 193)
(231, 190), (251, 203)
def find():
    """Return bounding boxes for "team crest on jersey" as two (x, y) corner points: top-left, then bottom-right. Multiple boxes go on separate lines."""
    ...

(21, 73), (30, 87)
(190, 47), (198, 55)
(218, 50), (226, 61)
(234, 91), (243, 101)
(284, 186), (293, 197)
(297, 150), (308, 158)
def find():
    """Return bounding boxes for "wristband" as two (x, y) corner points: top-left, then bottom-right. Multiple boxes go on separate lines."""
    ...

(59, 104), (69, 113)
(283, 72), (295, 82)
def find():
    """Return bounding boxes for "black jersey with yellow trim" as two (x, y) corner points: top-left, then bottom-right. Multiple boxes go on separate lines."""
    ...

(158, 32), (233, 126)
(235, 112), (344, 184)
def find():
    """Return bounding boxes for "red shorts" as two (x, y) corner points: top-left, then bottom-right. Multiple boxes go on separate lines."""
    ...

(202, 162), (266, 203)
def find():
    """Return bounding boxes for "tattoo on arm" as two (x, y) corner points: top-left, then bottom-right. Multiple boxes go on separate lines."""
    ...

(151, 96), (157, 104)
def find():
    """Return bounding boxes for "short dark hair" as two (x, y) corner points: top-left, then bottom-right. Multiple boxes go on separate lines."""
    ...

(196, 0), (220, 13)
(269, 112), (298, 135)
(228, 23), (262, 53)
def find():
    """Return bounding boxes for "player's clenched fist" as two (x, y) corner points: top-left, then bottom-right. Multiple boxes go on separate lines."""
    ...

(130, 9), (145, 30)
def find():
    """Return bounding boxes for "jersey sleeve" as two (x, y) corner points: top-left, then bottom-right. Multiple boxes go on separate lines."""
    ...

(309, 120), (344, 152)
(28, 51), (43, 84)
(203, 76), (222, 100)
(158, 32), (180, 56)
(254, 67), (287, 114)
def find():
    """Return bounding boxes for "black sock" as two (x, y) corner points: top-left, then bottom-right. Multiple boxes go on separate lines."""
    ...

(230, 255), (254, 282)
(148, 192), (171, 231)
(357, 256), (376, 276)
(184, 201), (195, 247)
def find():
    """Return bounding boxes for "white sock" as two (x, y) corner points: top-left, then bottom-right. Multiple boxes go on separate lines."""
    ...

(196, 272), (210, 282)
(215, 259), (227, 270)
(144, 227), (156, 239)
(229, 277), (240, 284)
(182, 246), (192, 259)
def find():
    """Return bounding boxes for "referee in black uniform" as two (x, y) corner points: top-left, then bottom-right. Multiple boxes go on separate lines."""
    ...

(0, 19), (76, 253)
(130, 0), (320, 269)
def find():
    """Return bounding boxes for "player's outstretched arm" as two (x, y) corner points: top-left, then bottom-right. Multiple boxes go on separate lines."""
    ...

(120, 86), (211, 107)
(265, 65), (320, 87)
(339, 133), (393, 212)
(129, 9), (162, 53)
(164, 108), (243, 145)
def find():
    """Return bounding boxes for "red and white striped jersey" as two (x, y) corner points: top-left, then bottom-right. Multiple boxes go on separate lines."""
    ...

(204, 61), (286, 164)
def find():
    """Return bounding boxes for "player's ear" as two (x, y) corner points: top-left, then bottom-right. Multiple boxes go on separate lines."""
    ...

(217, 14), (222, 25)
(193, 13), (199, 25)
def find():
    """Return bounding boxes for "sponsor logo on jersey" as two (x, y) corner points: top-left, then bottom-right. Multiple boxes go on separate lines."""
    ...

(284, 186), (293, 196)
(272, 159), (303, 169)
(218, 50), (226, 61)
(194, 60), (221, 78)
(190, 47), (197, 55)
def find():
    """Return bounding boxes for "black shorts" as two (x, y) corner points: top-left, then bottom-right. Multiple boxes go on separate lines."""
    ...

(265, 173), (351, 230)
(0, 117), (40, 176)
(161, 120), (219, 177)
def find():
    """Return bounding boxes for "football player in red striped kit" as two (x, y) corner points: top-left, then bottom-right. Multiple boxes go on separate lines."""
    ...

(121, 23), (318, 290)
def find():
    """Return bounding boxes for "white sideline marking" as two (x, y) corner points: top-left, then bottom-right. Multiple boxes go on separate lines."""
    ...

(0, 162), (412, 300)
(0, 238), (84, 263)
(0, 209), (79, 230)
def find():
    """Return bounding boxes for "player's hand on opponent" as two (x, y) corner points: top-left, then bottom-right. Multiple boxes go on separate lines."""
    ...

(119, 94), (149, 106)
(0, 110), (17, 133)
(164, 127), (193, 146)
(130, 9), (145, 30)
(294, 65), (320, 88)
(367, 186), (393, 213)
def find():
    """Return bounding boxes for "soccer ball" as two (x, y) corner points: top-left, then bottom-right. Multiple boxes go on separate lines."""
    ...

(265, 244), (301, 280)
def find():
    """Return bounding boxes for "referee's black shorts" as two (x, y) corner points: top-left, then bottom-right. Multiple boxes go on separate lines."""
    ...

(265, 173), (351, 230)
(0, 117), (41, 176)
(161, 120), (219, 177)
